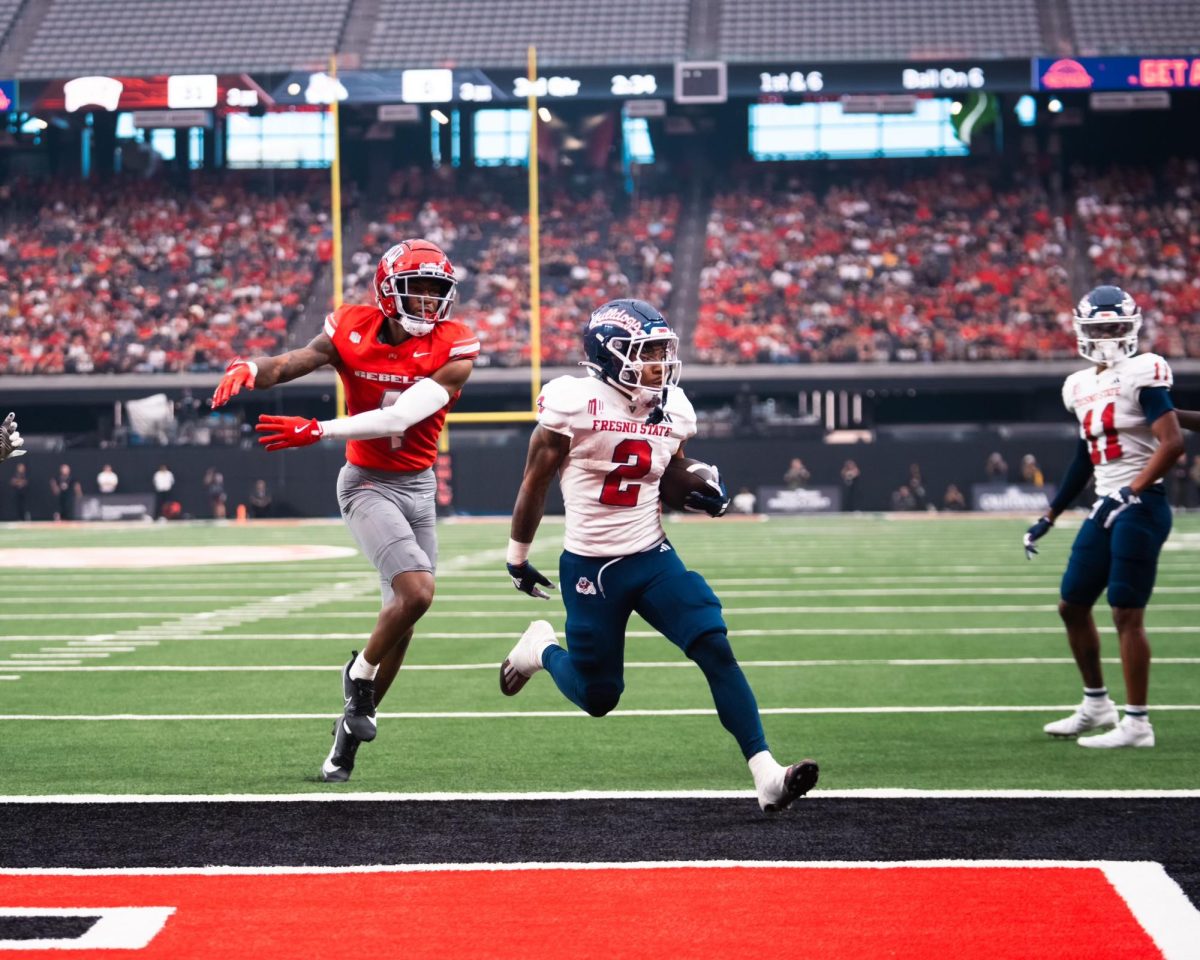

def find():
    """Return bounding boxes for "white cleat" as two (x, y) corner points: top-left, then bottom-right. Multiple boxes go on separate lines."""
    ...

(1043, 699), (1119, 738)
(1078, 717), (1155, 749)
(500, 620), (559, 696)
(758, 760), (819, 813)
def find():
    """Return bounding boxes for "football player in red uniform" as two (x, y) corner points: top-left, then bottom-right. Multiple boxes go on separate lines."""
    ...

(211, 239), (479, 782)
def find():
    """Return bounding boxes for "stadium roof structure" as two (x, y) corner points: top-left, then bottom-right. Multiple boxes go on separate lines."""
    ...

(8, 0), (354, 79)
(2, 0), (1199, 80)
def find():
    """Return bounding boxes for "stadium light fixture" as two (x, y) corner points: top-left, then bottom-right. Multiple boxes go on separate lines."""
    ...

(287, 82), (301, 96)
(1047, 98), (1063, 113)
(949, 101), (963, 115)
(431, 109), (449, 125)
(538, 106), (551, 123)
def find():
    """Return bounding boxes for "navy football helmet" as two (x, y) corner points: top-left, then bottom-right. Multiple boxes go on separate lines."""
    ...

(1074, 285), (1141, 366)
(582, 299), (681, 410)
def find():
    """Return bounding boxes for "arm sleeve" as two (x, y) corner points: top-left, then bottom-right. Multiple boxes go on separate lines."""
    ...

(1139, 386), (1174, 426)
(319, 377), (450, 440)
(1048, 438), (1095, 515)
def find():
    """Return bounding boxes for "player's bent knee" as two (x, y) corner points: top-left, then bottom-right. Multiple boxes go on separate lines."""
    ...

(581, 682), (622, 717)
(1110, 604), (1146, 631)
(1057, 599), (1092, 624)
(687, 630), (737, 672)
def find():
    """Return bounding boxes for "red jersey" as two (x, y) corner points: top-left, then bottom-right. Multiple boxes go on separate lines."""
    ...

(323, 304), (480, 472)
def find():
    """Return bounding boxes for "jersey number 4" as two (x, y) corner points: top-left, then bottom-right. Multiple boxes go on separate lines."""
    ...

(599, 438), (653, 507)
(1082, 401), (1122, 465)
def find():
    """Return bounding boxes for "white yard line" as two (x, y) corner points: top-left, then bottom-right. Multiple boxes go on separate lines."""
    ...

(4, 625), (1200, 643)
(3, 704), (1200, 721)
(5, 656), (1200, 673)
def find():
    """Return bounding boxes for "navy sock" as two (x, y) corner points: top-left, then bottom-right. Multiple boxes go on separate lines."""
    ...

(687, 630), (768, 759)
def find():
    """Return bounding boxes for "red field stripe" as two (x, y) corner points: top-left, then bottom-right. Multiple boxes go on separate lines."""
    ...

(0, 866), (1160, 959)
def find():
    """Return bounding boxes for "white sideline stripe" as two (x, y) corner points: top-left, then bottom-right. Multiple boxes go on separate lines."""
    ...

(0, 907), (175, 951)
(7, 657), (1200, 674)
(1104, 862), (1200, 960)
(5, 790), (1200, 804)
(4, 704), (1200, 721)
(0, 676), (18, 681)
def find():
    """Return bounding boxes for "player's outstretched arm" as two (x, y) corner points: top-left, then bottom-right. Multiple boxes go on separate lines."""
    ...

(1175, 409), (1200, 433)
(211, 333), (339, 409)
(507, 426), (570, 599)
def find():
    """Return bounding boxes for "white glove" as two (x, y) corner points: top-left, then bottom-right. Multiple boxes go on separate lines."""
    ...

(0, 412), (25, 461)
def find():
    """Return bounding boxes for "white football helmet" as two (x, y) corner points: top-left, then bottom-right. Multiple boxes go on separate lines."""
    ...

(1073, 285), (1141, 366)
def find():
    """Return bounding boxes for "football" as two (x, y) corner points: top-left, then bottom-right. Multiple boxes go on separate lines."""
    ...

(660, 457), (720, 511)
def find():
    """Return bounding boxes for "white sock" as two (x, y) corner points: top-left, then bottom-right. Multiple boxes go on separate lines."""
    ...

(1124, 706), (1149, 726)
(748, 750), (784, 798)
(350, 652), (378, 682)
(1082, 686), (1109, 710)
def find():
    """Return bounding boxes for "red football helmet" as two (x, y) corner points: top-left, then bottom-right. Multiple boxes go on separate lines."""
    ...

(373, 238), (458, 337)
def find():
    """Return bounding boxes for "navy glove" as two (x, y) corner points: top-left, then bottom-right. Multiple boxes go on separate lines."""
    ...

(1023, 516), (1053, 560)
(1089, 486), (1140, 530)
(507, 561), (555, 600)
(684, 470), (730, 518)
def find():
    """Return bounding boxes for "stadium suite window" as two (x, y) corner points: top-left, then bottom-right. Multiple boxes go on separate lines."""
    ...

(225, 112), (333, 169)
(749, 100), (968, 161)
(114, 114), (203, 169)
(473, 109), (530, 167)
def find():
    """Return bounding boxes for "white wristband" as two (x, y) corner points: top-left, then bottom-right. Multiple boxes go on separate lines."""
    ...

(507, 539), (532, 565)
(320, 378), (451, 441)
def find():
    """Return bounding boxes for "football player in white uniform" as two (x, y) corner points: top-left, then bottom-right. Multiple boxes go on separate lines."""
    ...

(1024, 286), (1184, 748)
(499, 299), (818, 812)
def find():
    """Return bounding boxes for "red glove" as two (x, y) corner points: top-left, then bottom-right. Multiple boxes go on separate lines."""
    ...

(256, 415), (324, 451)
(211, 359), (258, 408)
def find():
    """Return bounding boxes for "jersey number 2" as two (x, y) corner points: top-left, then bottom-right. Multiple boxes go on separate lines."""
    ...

(1082, 401), (1122, 465)
(599, 438), (653, 507)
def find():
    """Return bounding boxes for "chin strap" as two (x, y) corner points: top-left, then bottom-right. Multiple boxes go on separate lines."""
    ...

(644, 387), (668, 425)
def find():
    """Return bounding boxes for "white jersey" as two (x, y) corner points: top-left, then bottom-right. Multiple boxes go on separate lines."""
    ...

(1062, 352), (1173, 497)
(537, 375), (698, 556)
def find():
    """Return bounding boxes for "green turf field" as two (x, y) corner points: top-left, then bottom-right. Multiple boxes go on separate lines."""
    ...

(2, 514), (1198, 795)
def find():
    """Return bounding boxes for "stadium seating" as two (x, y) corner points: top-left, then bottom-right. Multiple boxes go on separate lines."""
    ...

(342, 171), (678, 365)
(696, 164), (1074, 363)
(0, 0), (23, 47)
(0, 175), (327, 374)
(1074, 158), (1200, 358)
(1069, 0), (1200, 56)
(15, 0), (352, 77)
(363, 0), (689, 69)
(719, 0), (1044, 61)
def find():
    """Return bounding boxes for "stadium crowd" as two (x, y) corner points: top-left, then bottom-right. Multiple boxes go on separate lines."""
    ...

(1074, 158), (1200, 359)
(343, 170), (677, 366)
(696, 166), (1074, 364)
(4, 160), (1199, 373)
(0, 175), (328, 375)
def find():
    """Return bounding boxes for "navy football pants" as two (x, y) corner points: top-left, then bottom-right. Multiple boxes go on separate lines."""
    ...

(1060, 488), (1172, 610)
(543, 542), (770, 759)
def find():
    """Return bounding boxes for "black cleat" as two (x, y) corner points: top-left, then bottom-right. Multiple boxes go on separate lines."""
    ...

(762, 759), (819, 813)
(340, 650), (377, 742)
(319, 717), (361, 783)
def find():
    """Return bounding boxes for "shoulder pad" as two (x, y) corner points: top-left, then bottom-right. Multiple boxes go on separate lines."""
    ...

(1119, 353), (1173, 391)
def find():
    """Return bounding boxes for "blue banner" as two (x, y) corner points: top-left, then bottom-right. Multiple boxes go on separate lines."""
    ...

(0, 79), (15, 112)
(1035, 56), (1200, 92)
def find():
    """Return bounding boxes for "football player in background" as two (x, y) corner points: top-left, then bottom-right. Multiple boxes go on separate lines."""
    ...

(211, 239), (479, 781)
(1023, 286), (1184, 748)
(0, 413), (25, 462)
(500, 299), (818, 812)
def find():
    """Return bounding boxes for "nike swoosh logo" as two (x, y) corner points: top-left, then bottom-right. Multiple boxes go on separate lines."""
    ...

(413, 351), (432, 357)
(294, 425), (309, 434)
